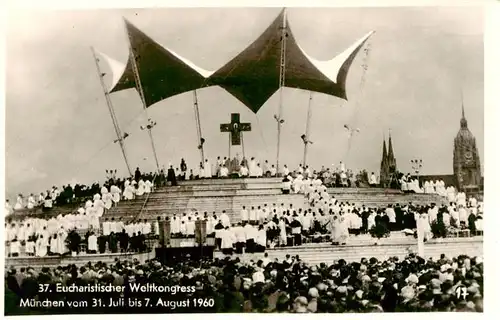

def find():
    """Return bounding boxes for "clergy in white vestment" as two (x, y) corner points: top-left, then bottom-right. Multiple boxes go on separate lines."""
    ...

(204, 159), (212, 178)
(171, 215), (181, 236)
(25, 239), (35, 256)
(255, 226), (267, 252)
(248, 157), (258, 177)
(239, 165), (249, 177)
(56, 226), (68, 254)
(369, 173), (378, 186)
(136, 180), (146, 196)
(283, 165), (289, 177)
(240, 206), (249, 223)
(102, 192), (113, 210)
(14, 195), (24, 210)
(102, 219), (111, 236)
(220, 165), (229, 178)
(101, 186), (109, 196)
(220, 210), (230, 228)
(186, 217), (195, 237)
(50, 235), (59, 254)
(123, 181), (134, 200)
(111, 185), (121, 204)
(145, 180), (153, 193)
(5, 200), (13, 216)
(256, 164), (263, 177)
(249, 207), (257, 224)
(27, 194), (36, 209)
(270, 165), (277, 177)
(88, 232), (98, 253)
(278, 218), (287, 246)
(9, 239), (20, 257)
(220, 227), (235, 254)
(36, 235), (48, 257)
(233, 223), (246, 253)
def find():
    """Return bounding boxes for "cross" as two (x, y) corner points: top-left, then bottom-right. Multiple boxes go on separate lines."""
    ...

(220, 113), (251, 146)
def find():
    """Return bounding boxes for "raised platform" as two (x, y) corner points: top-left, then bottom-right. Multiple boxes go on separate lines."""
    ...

(5, 250), (154, 269)
(214, 235), (483, 264)
(10, 178), (447, 223)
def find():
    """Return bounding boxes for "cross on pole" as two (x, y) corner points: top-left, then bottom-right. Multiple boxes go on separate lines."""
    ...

(220, 113), (251, 146)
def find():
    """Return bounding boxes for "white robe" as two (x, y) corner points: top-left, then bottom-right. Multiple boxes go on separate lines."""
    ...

(204, 161), (212, 178)
(57, 229), (68, 254)
(220, 229), (235, 249)
(36, 237), (48, 257)
(14, 196), (23, 210)
(123, 185), (135, 200)
(88, 235), (98, 251)
(220, 213), (230, 228)
(249, 160), (258, 177)
(136, 180), (145, 196)
(145, 180), (152, 193)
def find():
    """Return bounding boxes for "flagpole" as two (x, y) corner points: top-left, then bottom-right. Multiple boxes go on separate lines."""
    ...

(126, 30), (161, 173)
(192, 90), (205, 164)
(303, 91), (313, 167)
(90, 46), (133, 177)
(275, 8), (287, 176)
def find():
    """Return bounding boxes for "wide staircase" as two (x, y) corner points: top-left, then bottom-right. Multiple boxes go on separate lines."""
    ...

(104, 178), (304, 222)
(103, 178), (448, 222)
(328, 188), (445, 207)
(215, 234), (483, 265)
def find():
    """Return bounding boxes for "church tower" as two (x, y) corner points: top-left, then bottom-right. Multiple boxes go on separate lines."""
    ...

(453, 103), (481, 192)
(380, 133), (398, 188)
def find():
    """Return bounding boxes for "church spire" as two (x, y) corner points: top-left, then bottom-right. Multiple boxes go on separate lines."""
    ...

(460, 95), (468, 129)
(382, 137), (387, 162)
(388, 130), (394, 160)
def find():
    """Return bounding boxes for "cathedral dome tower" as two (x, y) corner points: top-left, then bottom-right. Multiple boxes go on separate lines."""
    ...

(453, 103), (481, 192)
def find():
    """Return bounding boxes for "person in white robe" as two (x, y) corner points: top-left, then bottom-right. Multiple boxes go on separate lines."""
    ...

(56, 226), (68, 254)
(240, 206), (249, 223)
(232, 223), (246, 253)
(145, 180), (153, 193)
(248, 157), (258, 177)
(25, 238), (35, 256)
(14, 194), (24, 210)
(27, 194), (36, 209)
(88, 232), (98, 253)
(293, 175), (304, 194)
(369, 173), (378, 186)
(458, 205), (468, 226)
(249, 207), (258, 224)
(35, 235), (48, 257)
(220, 210), (230, 228)
(283, 165), (289, 177)
(9, 239), (20, 257)
(256, 164), (263, 177)
(186, 217), (195, 237)
(278, 218), (287, 246)
(239, 165), (249, 177)
(123, 180), (134, 200)
(220, 227), (235, 254)
(102, 192), (113, 210)
(171, 215), (181, 236)
(136, 179), (146, 196)
(111, 185), (121, 205)
(5, 200), (13, 216)
(204, 159), (212, 178)
(50, 234), (59, 254)
(93, 194), (105, 217)
(220, 165), (229, 178)
(270, 165), (277, 177)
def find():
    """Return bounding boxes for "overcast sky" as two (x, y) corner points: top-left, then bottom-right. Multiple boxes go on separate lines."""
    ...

(5, 7), (483, 199)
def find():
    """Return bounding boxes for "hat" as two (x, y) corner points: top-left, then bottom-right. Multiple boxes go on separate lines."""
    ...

(308, 287), (319, 298)
(405, 274), (419, 284)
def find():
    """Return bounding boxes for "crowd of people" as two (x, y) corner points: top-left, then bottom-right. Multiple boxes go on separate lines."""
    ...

(5, 253), (483, 314)
(5, 161), (483, 259)
(5, 208), (155, 258)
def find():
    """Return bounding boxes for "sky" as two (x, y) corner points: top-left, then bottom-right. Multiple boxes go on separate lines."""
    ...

(4, 6), (483, 199)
